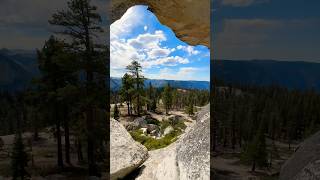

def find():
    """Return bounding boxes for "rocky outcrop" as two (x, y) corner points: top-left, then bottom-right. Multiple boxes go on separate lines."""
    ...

(135, 105), (210, 180)
(110, 118), (149, 180)
(177, 104), (210, 180)
(111, 0), (210, 47)
(280, 131), (320, 180)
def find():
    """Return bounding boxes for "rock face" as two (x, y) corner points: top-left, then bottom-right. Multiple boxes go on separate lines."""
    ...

(110, 118), (149, 180)
(280, 131), (320, 180)
(177, 104), (210, 180)
(136, 105), (210, 180)
(111, 0), (210, 47)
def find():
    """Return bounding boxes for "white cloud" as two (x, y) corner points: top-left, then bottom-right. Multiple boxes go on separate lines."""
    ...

(110, 38), (146, 69)
(110, 6), (145, 40)
(144, 25), (148, 31)
(148, 48), (171, 59)
(177, 45), (200, 56)
(143, 56), (189, 68)
(111, 29), (188, 72)
(127, 30), (166, 50)
(148, 67), (203, 81)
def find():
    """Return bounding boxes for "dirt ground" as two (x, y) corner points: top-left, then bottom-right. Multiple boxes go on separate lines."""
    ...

(212, 140), (298, 180)
(0, 131), (108, 179)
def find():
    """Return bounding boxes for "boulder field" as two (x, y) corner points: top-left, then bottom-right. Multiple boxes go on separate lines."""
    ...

(110, 105), (210, 180)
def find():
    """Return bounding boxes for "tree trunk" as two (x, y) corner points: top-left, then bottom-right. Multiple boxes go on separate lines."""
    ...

(223, 128), (227, 147)
(252, 160), (256, 172)
(33, 112), (39, 141)
(127, 102), (130, 115)
(232, 121), (236, 150)
(56, 118), (63, 168)
(86, 90), (97, 176)
(137, 71), (141, 116)
(77, 139), (84, 162)
(129, 97), (133, 115)
(64, 112), (71, 164)
(137, 94), (140, 116)
(83, 3), (98, 173)
(53, 100), (63, 168)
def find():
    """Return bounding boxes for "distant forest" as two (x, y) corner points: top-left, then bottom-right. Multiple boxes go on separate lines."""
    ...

(110, 60), (210, 117)
(213, 79), (320, 171)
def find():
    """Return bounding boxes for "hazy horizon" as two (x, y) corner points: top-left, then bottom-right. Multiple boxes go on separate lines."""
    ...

(213, 0), (320, 62)
(110, 76), (210, 82)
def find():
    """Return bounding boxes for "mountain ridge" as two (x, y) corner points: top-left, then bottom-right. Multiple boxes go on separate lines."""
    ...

(110, 77), (210, 90)
(214, 59), (320, 90)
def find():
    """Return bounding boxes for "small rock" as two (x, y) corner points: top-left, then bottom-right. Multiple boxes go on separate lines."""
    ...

(141, 128), (147, 135)
(133, 117), (148, 128)
(163, 126), (174, 136)
(147, 124), (159, 134)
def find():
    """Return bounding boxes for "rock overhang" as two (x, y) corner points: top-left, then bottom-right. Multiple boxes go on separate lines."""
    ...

(110, 0), (210, 48)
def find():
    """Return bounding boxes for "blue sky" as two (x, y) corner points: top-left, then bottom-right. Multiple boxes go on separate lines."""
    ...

(213, 0), (320, 62)
(110, 5), (210, 81)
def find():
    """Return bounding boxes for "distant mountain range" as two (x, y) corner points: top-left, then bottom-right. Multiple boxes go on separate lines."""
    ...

(110, 77), (210, 91)
(2, 48), (320, 91)
(0, 49), (38, 91)
(0, 49), (209, 92)
(214, 60), (320, 90)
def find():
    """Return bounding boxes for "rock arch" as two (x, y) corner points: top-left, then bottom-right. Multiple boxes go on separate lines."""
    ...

(111, 0), (210, 47)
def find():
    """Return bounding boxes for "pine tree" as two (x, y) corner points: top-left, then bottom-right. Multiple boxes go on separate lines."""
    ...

(120, 73), (134, 115)
(11, 132), (29, 180)
(242, 120), (267, 172)
(113, 104), (120, 120)
(162, 84), (172, 115)
(11, 111), (29, 180)
(49, 0), (106, 175)
(126, 60), (144, 116)
(187, 101), (194, 116)
(147, 82), (154, 111)
(151, 96), (157, 112)
(37, 36), (72, 168)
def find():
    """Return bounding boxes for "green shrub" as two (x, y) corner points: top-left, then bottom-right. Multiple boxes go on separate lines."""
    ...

(174, 121), (187, 130)
(130, 129), (182, 150)
(146, 118), (160, 126)
(160, 121), (171, 133)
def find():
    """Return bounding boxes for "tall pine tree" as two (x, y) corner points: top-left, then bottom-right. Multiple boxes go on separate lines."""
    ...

(49, 0), (107, 175)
